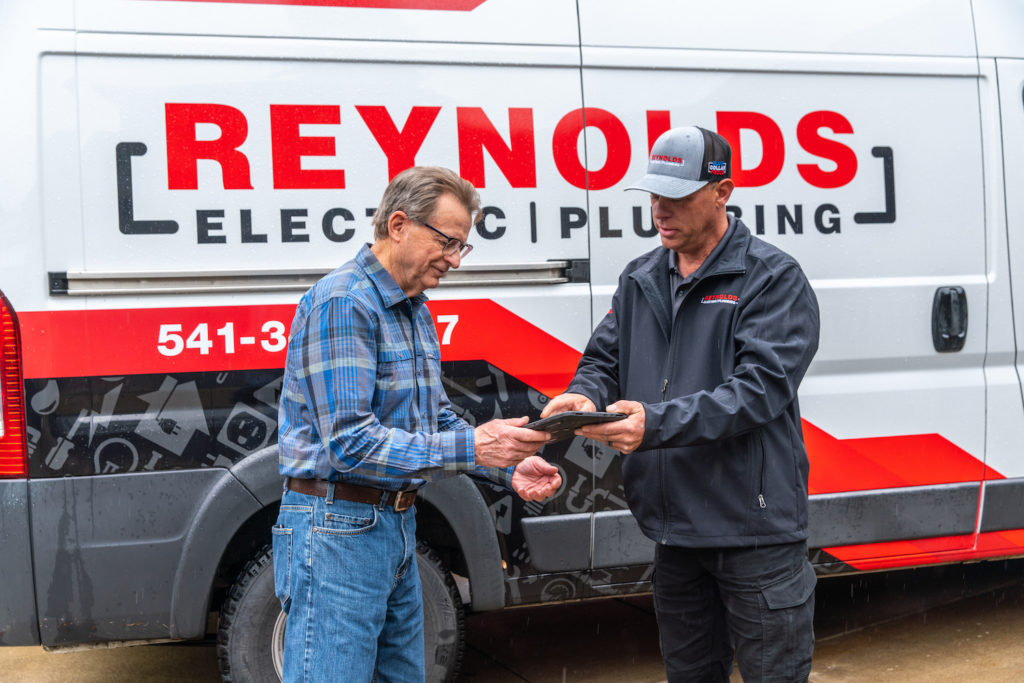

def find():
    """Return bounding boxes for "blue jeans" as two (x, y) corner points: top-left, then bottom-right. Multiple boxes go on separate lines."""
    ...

(273, 487), (424, 683)
(653, 541), (816, 683)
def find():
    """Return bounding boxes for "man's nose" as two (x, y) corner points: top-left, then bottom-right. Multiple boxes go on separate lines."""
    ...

(444, 250), (462, 268)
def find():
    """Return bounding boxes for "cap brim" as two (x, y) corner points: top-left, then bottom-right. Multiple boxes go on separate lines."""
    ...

(625, 173), (708, 199)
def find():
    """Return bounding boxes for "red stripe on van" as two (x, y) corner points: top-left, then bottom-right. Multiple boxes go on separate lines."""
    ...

(824, 529), (1024, 572)
(428, 299), (582, 399)
(151, 0), (488, 10)
(804, 421), (993, 494)
(17, 300), (579, 397)
(19, 305), (299, 380)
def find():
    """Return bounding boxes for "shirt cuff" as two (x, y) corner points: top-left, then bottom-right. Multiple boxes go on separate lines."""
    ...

(440, 426), (476, 473)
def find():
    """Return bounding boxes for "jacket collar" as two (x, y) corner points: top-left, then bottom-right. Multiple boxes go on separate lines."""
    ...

(629, 215), (750, 339)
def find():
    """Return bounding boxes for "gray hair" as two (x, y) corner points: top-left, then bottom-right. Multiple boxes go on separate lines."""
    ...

(372, 166), (481, 241)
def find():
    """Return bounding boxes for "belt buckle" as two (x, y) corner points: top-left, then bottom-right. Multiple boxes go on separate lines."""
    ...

(393, 489), (415, 512)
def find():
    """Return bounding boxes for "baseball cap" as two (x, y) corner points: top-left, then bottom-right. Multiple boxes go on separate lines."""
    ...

(626, 126), (731, 198)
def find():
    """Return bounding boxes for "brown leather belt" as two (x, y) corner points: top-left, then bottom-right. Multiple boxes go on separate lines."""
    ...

(285, 477), (418, 512)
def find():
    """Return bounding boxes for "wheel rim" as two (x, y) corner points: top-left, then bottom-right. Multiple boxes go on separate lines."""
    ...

(271, 608), (287, 681)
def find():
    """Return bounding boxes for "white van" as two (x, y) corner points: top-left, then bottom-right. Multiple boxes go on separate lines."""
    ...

(3, 0), (1024, 680)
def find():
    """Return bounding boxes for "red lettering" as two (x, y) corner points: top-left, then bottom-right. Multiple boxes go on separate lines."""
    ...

(165, 103), (253, 190)
(456, 107), (536, 188)
(356, 105), (441, 181)
(552, 108), (631, 191)
(716, 111), (785, 187)
(269, 105), (345, 190)
(646, 110), (672, 154)
(796, 110), (857, 189)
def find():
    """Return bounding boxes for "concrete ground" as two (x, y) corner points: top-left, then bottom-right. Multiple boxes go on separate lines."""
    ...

(2, 559), (1024, 682)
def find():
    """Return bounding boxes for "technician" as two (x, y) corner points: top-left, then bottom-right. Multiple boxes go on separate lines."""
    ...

(543, 127), (820, 682)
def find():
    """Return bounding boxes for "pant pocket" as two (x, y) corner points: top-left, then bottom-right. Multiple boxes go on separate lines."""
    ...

(316, 506), (378, 536)
(272, 525), (293, 612)
(761, 560), (816, 610)
(754, 561), (817, 681)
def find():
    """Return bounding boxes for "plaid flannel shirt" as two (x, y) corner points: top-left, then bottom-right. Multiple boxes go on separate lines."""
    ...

(278, 244), (511, 489)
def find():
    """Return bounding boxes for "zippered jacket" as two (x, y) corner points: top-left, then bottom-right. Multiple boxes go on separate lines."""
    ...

(567, 216), (820, 548)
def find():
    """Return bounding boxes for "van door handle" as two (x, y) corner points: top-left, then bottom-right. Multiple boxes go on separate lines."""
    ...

(932, 286), (967, 352)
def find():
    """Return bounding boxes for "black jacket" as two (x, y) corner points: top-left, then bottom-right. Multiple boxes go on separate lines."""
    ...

(568, 216), (820, 548)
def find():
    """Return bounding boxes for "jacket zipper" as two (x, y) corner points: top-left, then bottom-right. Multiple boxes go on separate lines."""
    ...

(757, 432), (767, 510)
(655, 265), (747, 541)
(658, 377), (670, 542)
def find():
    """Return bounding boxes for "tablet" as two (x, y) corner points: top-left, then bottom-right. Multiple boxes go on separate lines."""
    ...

(526, 411), (627, 442)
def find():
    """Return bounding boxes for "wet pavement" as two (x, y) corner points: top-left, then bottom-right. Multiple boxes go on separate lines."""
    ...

(2, 559), (1024, 682)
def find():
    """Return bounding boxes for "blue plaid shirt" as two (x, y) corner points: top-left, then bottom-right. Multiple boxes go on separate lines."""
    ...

(278, 244), (511, 489)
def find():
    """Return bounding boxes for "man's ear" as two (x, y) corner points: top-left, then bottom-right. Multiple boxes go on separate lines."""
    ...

(714, 179), (735, 206)
(386, 210), (409, 242)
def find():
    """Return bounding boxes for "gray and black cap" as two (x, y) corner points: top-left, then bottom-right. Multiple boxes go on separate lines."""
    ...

(626, 126), (731, 199)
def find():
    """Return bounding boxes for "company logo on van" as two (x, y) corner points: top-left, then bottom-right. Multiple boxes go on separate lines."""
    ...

(701, 293), (739, 305)
(111, 104), (894, 246)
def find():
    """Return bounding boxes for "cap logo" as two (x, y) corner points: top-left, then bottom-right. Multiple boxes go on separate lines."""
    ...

(707, 161), (728, 176)
(651, 154), (685, 167)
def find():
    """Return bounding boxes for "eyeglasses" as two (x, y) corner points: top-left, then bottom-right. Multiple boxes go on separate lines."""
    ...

(418, 220), (474, 259)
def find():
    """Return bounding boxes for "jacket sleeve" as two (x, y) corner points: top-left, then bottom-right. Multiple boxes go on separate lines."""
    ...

(642, 263), (820, 448)
(565, 280), (624, 409)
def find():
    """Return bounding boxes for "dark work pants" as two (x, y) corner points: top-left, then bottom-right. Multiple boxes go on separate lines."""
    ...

(653, 540), (816, 683)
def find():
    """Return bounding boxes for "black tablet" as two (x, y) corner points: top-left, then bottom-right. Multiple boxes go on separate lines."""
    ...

(526, 411), (627, 442)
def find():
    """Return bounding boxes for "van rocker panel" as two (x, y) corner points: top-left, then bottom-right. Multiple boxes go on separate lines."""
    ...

(979, 478), (1024, 532)
(522, 484), (979, 573)
(0, 480), (40, 646)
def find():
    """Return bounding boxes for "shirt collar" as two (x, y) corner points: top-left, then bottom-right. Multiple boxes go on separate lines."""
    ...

(356, 243), (429, 310)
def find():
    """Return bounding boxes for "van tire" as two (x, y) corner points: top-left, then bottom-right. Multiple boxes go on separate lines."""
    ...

(217, 542), (465, 682)
(418, 540), (466, 683)
(217, 544), (283, 683)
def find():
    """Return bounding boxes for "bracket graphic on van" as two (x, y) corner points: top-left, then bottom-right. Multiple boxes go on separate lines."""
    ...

(853, 146), (895, 225)
(116, 142), (179, 235)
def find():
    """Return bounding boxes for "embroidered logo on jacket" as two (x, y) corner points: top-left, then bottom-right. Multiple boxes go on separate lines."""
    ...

(701, 293), (739, 305)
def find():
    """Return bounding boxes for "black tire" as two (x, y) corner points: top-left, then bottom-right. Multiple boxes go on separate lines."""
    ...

(217, 541), (465, 683)
(418, 540), (466, 683)
(217, 544), (285, 683)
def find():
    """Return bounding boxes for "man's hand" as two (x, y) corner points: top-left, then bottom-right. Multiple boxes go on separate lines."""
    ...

(576, 400), (646, 454)
(473, 417), (551, 468)
(512, 455), (562, 501)
(539, 392), (596, 418)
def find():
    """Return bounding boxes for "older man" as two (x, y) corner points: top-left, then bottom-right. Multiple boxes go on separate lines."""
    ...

(274, 166), (559, 682)
(543, 127), (820, 682)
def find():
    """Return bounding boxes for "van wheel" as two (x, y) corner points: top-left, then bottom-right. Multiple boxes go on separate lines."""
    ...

(418, 540), (466, 683)
(217, 542), (464, 683)
(217, 544), (283, 683)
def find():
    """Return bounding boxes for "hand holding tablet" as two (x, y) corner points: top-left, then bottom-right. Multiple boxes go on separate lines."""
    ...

(525, 411), (627, 442)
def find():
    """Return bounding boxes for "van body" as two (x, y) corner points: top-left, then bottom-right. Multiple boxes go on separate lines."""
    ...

(3, 0), (1024, 679)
